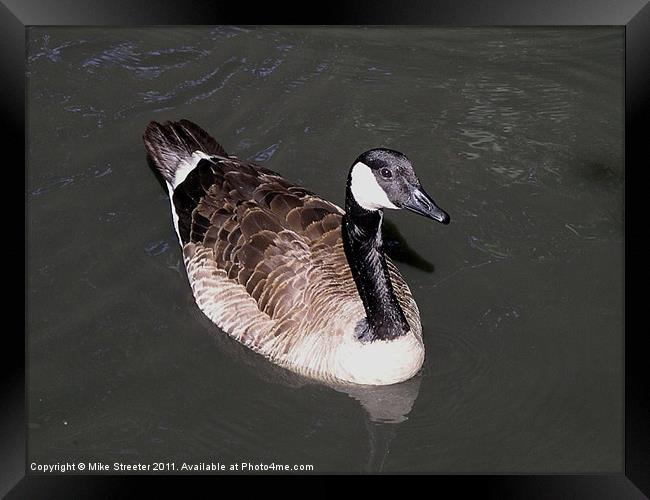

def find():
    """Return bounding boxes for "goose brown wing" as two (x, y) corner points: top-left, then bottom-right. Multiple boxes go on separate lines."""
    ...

(174, 155), (346, 321)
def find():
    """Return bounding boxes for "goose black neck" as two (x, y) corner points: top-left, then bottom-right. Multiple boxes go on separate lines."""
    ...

(342, 185), (410, 342)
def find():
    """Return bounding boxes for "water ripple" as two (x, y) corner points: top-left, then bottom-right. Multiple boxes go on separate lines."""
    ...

(29, 164), (113, 197)
(248, 143), (280, 163)
(82, 43), (208, 79)
(144, 240), (170, 256)
(28, 33), (89, 64)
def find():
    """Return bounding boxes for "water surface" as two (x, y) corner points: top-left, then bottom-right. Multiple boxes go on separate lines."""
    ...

(27, 26), (623, 473)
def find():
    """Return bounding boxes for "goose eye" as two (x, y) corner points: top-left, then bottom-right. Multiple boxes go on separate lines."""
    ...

(380, 168), (392, 179)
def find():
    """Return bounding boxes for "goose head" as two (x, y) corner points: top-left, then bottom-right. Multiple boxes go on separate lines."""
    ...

(347, 148), (450, 225)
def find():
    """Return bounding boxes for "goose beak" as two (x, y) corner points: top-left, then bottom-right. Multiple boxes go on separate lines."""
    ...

(402, 186), (450, 225)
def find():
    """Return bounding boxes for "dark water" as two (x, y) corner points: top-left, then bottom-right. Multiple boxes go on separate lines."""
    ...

(27, 27), (623, 473)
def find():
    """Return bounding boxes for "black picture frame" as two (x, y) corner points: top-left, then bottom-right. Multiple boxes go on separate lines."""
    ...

(6, 0), (648, 496)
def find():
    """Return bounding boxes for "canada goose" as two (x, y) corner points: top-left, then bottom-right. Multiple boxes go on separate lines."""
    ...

(143, 120), (450, 386)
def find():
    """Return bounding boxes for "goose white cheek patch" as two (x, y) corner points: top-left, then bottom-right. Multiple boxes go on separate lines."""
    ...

(350, 162), (398, 211)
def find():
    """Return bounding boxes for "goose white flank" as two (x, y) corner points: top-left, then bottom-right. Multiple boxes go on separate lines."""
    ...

(143, 120), (450, 385)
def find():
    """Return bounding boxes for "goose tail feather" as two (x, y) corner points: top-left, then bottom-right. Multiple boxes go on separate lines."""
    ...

(143, 119), (228, 187)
